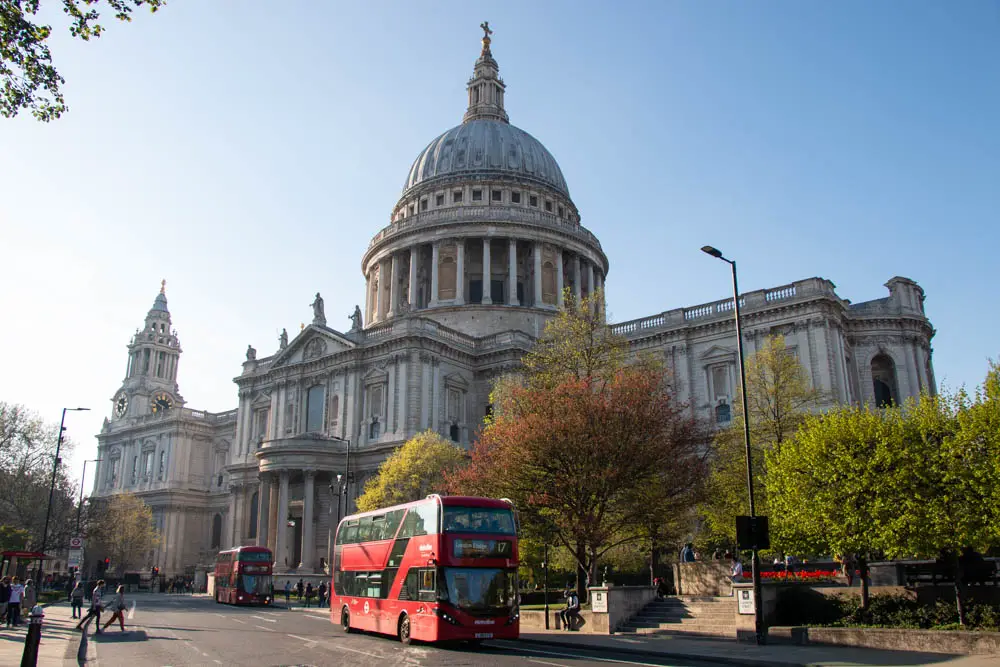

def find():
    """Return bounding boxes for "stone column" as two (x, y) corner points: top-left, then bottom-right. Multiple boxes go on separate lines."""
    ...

(228, 486), (238, 548)
(371, 266), (381, 323)
(408, 246), (419, 310)
(430, 242), (440, 307)
(533, 241), (543, 306)
(388, 252), (400, 318)
(364, 272), (371, 324)
(556, 250), (564, 308)
(379, 257), (391, 319)
(300, 471), (316, 571)
(573, 255), (582, 301)
(456, 238), (465, 305)
(587, 261), (595, 300)
(508, 239), (519, 305)
(481, 238), (492, 304)
(275, 471), (290, 570)
(267, 477), (279, 553)
(257, 474), (271, 548)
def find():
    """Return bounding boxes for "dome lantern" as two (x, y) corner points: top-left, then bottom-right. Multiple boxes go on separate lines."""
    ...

(463, 21), (509, 125)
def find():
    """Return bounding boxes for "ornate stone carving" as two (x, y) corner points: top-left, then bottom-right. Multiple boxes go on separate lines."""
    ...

(303, 338), (328, 360)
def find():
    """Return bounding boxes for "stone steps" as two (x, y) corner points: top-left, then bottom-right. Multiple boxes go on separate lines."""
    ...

(618, 596), (736, 638)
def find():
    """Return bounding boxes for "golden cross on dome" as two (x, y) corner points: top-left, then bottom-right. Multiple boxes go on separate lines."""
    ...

(160, 279), (166, 294)
(480, 21), (492, 39)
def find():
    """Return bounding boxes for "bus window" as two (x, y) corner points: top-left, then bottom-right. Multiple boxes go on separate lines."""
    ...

(418, 568), (437, 602)
(381, 568), (398, 599)
(383, 508), (405, 539)
(339, 519), (359, 544)
(356, 516), (374, 542)
(399, 570), (418, 600)
(398, 500), (439, 538)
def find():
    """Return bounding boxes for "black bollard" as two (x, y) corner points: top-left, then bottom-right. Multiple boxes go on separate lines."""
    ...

(20, 606), (44, 667)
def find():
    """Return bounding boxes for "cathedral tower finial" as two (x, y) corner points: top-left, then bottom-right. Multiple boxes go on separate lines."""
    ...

(464, 22), (509, 124)
(160, 278), (166, 295)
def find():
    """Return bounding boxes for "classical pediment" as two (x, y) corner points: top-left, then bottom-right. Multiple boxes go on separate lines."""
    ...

(699, 345), (735, 361)
(444, 372), (469, 389)
(269, 325), (356, 368)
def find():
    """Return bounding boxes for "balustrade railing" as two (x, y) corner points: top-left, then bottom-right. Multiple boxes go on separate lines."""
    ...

(367, 204), (603, 249)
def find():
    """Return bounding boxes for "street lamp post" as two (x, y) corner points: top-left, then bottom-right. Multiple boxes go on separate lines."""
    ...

(39, 407), (89, 583)
(701, 245), (764, 645)
(76, 459), (103, 534)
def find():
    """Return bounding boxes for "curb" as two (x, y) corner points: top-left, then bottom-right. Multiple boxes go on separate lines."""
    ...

(513, 636), (809, 667)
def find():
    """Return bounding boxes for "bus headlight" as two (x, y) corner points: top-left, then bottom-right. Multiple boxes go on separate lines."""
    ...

(433, 608), (461, 626)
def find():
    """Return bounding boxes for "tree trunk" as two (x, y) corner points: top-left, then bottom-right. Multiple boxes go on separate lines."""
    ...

(954, 557), (968, 626)
(859, 556), (870, 610)
(575, 541), (588, 604)
(650, 541), (660, 586)
(587, 546), (599, 603)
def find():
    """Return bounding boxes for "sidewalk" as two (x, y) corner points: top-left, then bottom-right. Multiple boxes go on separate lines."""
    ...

(518, 629), (1000, 667)
(0, 601), (83, 667)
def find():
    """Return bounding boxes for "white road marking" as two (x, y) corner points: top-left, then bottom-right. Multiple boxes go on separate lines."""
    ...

(528, 659), (568, 667)
(214, 661), (223, 665)
(254, 624), (276, 632)
(303, 614), (326, 621)
(230, 618), (247, 624)
(287, 633), (319, 648)
(505, 644), (673, 667)
(250, 615), (277, 623)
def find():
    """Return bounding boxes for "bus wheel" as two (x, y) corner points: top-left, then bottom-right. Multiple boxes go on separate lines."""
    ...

(398, 615), (412, 645)
(340, 607), (351, 633)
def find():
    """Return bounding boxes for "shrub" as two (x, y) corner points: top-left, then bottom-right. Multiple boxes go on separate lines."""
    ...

(775, 586), (849, 626)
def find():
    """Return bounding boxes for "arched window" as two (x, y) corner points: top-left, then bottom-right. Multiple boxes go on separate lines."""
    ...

(306, 385), (326, 433)
(871, 354), (898, 408)
(248, 491), (259, 539)
(542, 260), (557, 304)
(439, 256), (457, 299)
(211, 513), (222, 549)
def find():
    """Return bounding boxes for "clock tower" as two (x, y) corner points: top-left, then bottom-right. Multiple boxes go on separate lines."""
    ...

(110, 281), (185, 420)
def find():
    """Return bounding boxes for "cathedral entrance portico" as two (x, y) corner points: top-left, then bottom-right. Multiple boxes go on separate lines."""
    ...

(255, 436), (348, 573)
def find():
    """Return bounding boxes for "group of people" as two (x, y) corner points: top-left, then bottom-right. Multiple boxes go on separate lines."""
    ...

(281, 579), (329, 607)
(0, 576), (35, 627)
(74, 580), (129, 634)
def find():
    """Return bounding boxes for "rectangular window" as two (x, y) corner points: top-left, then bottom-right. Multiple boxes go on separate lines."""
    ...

(369, 385), (383, 418)
(400, 570), (419, 600)
(398, 500), (440, 538)
(306, 385), (325, 433)
(447, 389), (461, 423)
(418, 568), (437, 602)
(529, 195), (538, 207)
(558, 206), (564, 218)
(511, 191), (521, 204)
(436, 194), (444, 206)
(408, 204), (415, 216)
(491, 189), (502, 202)
(453, 191), (463, 203)
(712, 366), (729, 401)
(544, 200), (553, 212)
(472, 189), (483, 201)
(420, 198), (428, 211)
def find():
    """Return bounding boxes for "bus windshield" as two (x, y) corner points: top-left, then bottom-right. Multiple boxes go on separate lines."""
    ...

(241, 574), (273, 596)
(238, 551), (272, 562)
(442, 568), (517, 614)
(443, 507), (515, 534)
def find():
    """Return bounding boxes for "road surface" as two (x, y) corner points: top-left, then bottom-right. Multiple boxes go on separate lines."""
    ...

(77, 593), (734, 667)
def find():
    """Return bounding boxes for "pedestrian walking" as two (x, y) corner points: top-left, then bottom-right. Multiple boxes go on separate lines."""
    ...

(101, 586), (128, 632)
(304, 583), (314, 607)
(680, 543), (696, 563)
(283, 581), (291, 605)
(70, 581), (85, 619)
(840, 553), (856, 586)
(6, 576), (25, 627)
(76, 580), (105, 634)
(296, 578), (304, 600)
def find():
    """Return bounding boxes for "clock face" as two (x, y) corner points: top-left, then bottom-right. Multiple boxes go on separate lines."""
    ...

(114, 393), (129, 418)
(150, 392), (173, 414)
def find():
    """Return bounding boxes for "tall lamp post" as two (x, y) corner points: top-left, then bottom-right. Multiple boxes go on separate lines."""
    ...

(701, 245), (764, 645)
(76, 458), (103, 534)
(39, 407), (89, 583)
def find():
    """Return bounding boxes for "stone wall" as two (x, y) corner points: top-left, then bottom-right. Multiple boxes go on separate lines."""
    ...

(769, 626), (1000, 655)
(672, 562), (733, 597)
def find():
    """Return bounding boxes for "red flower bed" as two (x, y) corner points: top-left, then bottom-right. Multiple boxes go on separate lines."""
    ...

(741, 569), (840, 582)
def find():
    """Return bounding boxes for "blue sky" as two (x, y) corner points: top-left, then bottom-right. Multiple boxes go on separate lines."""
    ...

(1, 0), (997, 492)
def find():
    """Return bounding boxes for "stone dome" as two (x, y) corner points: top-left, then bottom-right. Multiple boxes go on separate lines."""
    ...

(403, 119), (570, 198)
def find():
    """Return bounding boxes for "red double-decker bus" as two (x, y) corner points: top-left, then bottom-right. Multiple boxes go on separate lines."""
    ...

(214, 546), (273, 605)
(330, 495), (519, 644)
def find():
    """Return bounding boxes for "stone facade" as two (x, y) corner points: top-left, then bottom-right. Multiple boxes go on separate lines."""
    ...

(92, 34), (935, 578)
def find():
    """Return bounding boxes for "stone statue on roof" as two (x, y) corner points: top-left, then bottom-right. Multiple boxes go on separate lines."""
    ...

(311, 292), (326, 326)
(349, 305), (363, 332)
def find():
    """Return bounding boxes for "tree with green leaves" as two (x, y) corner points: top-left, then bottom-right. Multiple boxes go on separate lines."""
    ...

(700, 335), (823, 547)
(1, 0), (163, 121)
(355, 430), (466, 513)
(87, 492), (159, 574)
(767, 404), (904, 609)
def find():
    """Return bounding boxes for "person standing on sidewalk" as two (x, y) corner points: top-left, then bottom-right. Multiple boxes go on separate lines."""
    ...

(6, 577), (25, 627)
(0, 577), (9, 625)
(101, 586), (128, 632)
(70, 581), (85, 619)
(283, 581), (291, 605)
(22, 579), (36, 614)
